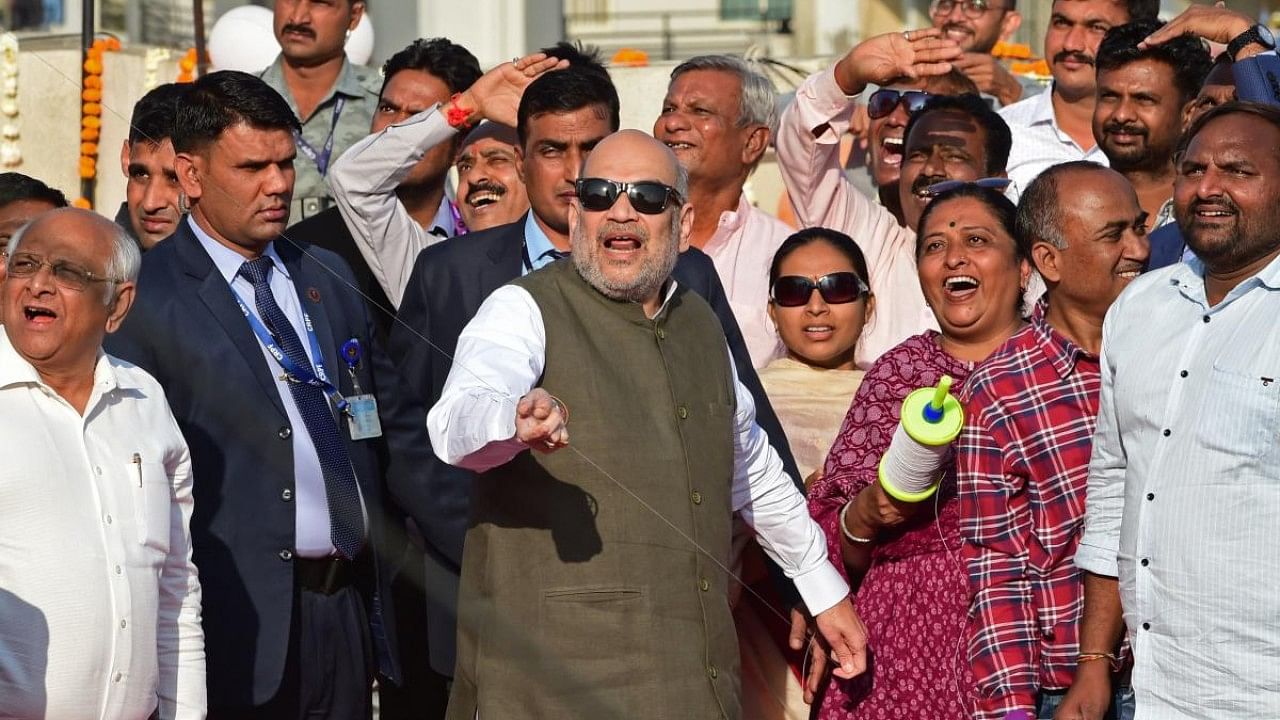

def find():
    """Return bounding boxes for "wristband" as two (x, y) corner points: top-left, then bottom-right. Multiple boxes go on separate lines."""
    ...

(446, 93), (475, 129)
(1077, 652), (1118, 664)
(839, 500), (874, 544)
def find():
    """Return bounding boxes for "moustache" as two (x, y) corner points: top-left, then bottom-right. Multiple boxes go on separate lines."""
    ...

(1188, 195), (1240, 216)
(464, 180), (507, 201)
(596, 221), (649, 242)
(280, 24), (315, 38)
(1103, 121), (1147, 137)
(1052, 50), (1094, 66)
(910, 174), (947, 198)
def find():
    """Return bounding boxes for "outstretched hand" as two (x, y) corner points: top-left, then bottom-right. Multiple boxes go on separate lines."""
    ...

(459, 53), (569, 128)
(835, 28), (962, 96)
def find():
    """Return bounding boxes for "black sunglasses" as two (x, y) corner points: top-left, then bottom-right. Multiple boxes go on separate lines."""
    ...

(771, 272), (870, 308)
(924, 177), (1012, 197)
(868, 89), (930, 120)
(575, 177), (683, 215)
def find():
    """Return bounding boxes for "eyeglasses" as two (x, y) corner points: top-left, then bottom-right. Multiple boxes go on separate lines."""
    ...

(771, 272), (870, 307)
(6, 252), (119, 291)
(929, 0), (1003, 18)
(868, 89), (931, 120)
(575, 177), (683, 215)
(924, 177), (1012, 197)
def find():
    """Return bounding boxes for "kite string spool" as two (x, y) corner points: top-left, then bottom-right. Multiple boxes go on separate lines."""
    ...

(880, 421), (951, 497)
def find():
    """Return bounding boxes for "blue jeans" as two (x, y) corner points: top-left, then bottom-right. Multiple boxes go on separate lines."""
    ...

(1036, 685), (1135, 720)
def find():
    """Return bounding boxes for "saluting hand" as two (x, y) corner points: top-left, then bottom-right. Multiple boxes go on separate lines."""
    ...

(458, 53), (569, 128)
(515, 388), (570, 453)
(835, 28), (963, 96)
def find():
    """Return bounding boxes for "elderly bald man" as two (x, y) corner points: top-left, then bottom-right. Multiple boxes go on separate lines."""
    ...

(428, 129), (866, 719)
(0, 208), (205, 719)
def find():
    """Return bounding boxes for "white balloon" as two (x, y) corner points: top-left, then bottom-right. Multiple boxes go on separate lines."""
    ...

(208, 6), (280, 74)
(345, 12), (375, 66)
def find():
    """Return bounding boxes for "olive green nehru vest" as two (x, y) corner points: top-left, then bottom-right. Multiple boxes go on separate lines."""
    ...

(447, 259), (742, 719)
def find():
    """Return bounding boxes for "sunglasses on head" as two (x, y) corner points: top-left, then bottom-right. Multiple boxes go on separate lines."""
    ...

(868, 89), (930, 120)
(771, 272), (870, 308)
(924, 177), (1012, 197)
(575, 177), (683, 215)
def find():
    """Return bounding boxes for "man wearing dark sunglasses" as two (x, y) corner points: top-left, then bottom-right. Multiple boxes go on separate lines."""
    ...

(428, 129), (869, 717)
(387, 48), (810, 693)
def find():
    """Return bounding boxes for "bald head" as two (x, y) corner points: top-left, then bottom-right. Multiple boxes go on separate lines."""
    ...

(582, 130), (688, 199)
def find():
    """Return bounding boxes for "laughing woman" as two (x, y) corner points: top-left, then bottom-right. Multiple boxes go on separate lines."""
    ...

(759, 228), (874, 483)
(808, 183), (1030, 720)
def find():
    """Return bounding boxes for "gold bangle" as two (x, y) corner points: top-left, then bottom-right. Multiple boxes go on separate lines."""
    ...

(1077, 652), (1117, 664)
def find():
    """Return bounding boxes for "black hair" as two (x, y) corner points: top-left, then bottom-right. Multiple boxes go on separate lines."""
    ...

(171, 71), (300, 154)
(902, 93), (1012, 176)
(916, 183), (1027, 263)
(1120, 0), (1159, 22)
(1178, 100), (1280, 158)
(128, 82), (188, 146)
(0, 173), (69, 209)
(517, 44), (619, 146)
(768, 227), (871, 289)
(1096, 20), (1212, 103)
(379, 37), (482, 98)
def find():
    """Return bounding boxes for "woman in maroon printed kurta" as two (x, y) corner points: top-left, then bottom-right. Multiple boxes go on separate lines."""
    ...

(808, 185), (1031, 720)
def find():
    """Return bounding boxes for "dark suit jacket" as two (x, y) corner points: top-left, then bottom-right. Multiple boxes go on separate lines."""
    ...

(105, 221), (417, 705)
(288, 207), (396, 347)
(389, 213), (803, 675)
(1146, 53), (1280, 272)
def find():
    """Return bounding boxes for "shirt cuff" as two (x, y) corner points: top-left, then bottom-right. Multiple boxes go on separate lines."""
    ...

(800, 66), (860, 133)
(1075, 539), (1119, 577)
(792, 561), (850, 616)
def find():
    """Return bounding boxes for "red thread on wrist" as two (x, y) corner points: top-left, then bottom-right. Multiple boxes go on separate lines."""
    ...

(446, 93), (474, 129)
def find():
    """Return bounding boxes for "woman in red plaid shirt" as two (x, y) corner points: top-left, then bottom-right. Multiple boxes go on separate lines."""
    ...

(808, 182), (1031, 719)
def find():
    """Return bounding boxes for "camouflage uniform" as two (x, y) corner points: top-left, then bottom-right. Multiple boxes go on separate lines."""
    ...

(260, 55), (380, 225)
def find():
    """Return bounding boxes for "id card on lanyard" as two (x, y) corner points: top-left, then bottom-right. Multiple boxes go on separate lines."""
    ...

(230, 288), (347, 413)
(294, 96), (346, 177)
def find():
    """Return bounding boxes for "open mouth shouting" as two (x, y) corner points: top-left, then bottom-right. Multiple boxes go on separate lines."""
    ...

(22, 304), (58, 325)
(879, 135), (904, 167)
(465, 182), (507, 212)
(943, 274), (979, 301)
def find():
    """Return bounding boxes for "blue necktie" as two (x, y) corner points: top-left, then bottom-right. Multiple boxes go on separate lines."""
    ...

(239, 257), (364, 559)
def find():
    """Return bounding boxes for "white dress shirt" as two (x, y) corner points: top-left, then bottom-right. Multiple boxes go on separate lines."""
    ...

(426, 282), (850, 616)
(1077, 254), (1280, 718)
(192, 217), (360, 558)
(0, 330), (205, 719)
(329, 106), (460, 308)
(999, 86), (1109, 201)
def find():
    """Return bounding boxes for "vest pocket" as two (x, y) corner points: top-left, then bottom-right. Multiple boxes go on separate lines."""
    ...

(536, 585), (653, 705)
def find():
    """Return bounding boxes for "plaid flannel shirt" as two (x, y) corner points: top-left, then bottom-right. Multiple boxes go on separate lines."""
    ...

(957, 299), (1101, 719)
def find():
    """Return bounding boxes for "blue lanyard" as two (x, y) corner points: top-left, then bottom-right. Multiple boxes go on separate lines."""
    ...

(294, 96), (346, 177)
(230, 288), (348, 413)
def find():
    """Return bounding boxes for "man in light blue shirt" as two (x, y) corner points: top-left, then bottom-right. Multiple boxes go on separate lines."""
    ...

(1073, 101), (1280, 718)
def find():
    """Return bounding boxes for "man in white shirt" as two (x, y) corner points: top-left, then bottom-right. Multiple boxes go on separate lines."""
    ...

(1073, 101), (1280, 718)
(653, 54), (796, 368)
(999, 0), (1156, 197)
(0, 207), (204, 719)
(428, 130), (865, 718)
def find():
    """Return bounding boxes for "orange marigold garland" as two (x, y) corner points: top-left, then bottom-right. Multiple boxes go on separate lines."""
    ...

(76, 37), (120, 207)
(0, 33), (19, 168)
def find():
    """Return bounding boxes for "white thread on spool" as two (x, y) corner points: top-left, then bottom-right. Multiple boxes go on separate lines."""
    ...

(880, 421), (951, 496)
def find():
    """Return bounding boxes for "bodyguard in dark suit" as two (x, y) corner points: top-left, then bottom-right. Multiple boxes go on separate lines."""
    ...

(105, 70), (413, 719)
(389, 52), (805, 679)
